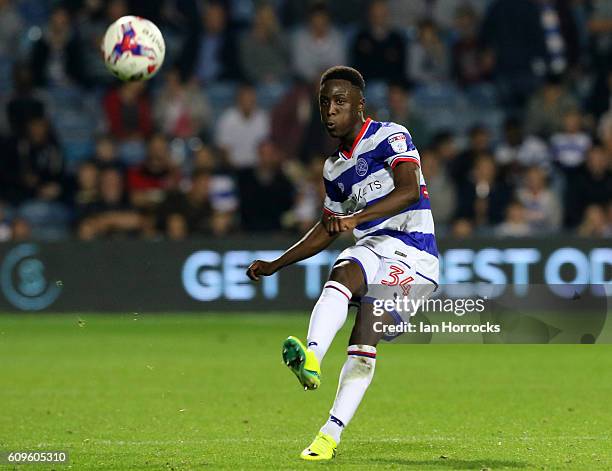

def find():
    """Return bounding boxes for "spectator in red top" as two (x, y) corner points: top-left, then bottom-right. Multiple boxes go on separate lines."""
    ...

(126, 133), (180, 209)
(103, 81), (153, 141)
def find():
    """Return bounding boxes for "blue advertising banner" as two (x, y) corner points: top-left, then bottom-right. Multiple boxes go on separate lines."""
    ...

(0, 238), (609, 312)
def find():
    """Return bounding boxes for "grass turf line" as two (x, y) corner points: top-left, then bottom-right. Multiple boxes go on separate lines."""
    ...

(0, 313), (611, 470)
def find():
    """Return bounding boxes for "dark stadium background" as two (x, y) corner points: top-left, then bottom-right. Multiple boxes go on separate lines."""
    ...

(0, 0), (609, 312)
(0, 0), (610, 242)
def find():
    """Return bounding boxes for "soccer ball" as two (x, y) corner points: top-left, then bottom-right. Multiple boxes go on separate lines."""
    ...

(102, 16), (165, 81)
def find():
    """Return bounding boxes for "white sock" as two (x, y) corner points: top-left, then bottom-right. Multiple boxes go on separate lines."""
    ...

(306, 281), (352, 364)
(320, 345), (377, 443)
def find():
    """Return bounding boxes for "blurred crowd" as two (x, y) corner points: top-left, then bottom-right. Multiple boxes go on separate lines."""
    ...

(0, 0), (611, 242)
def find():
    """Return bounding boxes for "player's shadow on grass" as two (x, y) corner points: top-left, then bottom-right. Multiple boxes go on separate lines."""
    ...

(367, 458), (529, 469)
(342, 443), (529, 469)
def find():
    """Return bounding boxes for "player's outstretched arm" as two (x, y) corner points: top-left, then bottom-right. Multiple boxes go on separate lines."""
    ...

(326, 161), (421, 234)
(246, 221), (339, 281)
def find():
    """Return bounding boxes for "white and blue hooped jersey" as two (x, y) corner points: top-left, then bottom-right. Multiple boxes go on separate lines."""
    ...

(322, 118), (439, 284)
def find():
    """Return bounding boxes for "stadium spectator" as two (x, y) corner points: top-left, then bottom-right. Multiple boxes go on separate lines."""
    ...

(0, 0), (24, 62)
(215, 82), (270, 169)
(550, 109), (591, 171)
(190, 144), (217, 174)
(10, 217), (31, 241)
(587, 0), (612, 117)
(18, 116), (65, 202)
(494, 117), (551, 174)
(386, 0), (427, 30)
(291, 3), (346, 81)
(290, 157), (326, 232)
(378, 82), (431, 147)
(153, 69), (211, 139)
(407, 19), (450, 85)
(449, 124), (491, 188)
(350, 0), (406, 83)
(237, 140), (295, 232)
(6, 64), (46, 139)
(516, 166), (562, 233)
(430, 131), (459, 165)
(577, 204), (611, 237)
(386, 0), (490, 32)
(480, 0), (547, 108)
(70, 161), (100, 222)
(158, 169), (232, 239)
(455, 154), (513, 229)
(537, 0), (580, 74)
(91, 135), (124, 172)
(451, 4), (490, 86)
(189, 145), (239, 216)
(270, 79), (336, 162)
(433, 0), (491, 31)
(451, 217), (475, 238)
(29, 6), (89, 88)
(78, 167), (143, 239)
(524, 74), (579, 138)
(239, 4), (289, 84)
(179, 1), (242, 83)
(565, 145), (612, 227)
(126, 133), (180, 210)
(496, 200), (532, 237)
(420, 148), (456, 231)
(597, 111), (612, 155)
(270, 80), (314, 160)
(103, 81), (153, 142)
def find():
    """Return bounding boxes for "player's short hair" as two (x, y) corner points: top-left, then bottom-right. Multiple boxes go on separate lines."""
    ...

(320, 66), (365, 92)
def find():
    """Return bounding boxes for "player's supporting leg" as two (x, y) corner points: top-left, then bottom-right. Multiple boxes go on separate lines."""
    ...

(301, 304), (394, 460)
(319, 303), (390, 443)
(306, 261), (366, 364)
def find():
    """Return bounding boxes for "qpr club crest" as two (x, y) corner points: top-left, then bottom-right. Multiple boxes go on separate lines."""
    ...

(356, 157), (368, 177)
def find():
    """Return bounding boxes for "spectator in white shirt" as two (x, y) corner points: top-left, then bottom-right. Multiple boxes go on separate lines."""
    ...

(495, 117), (551, 171)
(291, 3), (347, 81)
(215, 83), (270, 169)
(516, 166), (562, 233)
(496, 201), (532, 237)
(550, 109), (591, 170)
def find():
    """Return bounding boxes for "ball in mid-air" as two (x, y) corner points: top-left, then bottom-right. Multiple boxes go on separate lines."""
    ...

(102, 16), (165, 81)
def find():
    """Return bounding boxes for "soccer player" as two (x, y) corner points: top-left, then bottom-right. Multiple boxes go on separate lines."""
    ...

(246, 66), (439, 460)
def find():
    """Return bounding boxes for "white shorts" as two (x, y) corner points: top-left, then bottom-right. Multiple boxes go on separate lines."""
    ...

(335, 244), (438, 323)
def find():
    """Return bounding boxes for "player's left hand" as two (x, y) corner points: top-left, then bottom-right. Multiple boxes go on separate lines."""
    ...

(246, 260), (277, 281)
(326, 214), (359, 234)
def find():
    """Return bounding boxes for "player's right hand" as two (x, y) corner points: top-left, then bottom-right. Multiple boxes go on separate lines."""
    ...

(246, 260), (277, 281)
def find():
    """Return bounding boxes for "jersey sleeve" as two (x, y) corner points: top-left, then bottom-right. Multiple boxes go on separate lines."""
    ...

(322, 177), (346, 216)
(380, 128), (421, 169)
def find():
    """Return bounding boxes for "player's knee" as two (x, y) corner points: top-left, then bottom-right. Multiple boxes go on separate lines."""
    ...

(329, 262), (365, 296)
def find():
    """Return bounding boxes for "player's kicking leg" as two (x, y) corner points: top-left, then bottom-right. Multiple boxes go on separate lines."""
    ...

(282, 260), (366, 390)
(300, 301), (395, 460)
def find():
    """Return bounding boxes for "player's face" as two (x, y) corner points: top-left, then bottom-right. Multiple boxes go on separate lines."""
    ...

(319, 80), (363, 139)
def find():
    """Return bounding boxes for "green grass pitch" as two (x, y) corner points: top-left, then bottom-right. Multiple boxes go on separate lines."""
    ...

(0, 313), (611, 470)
